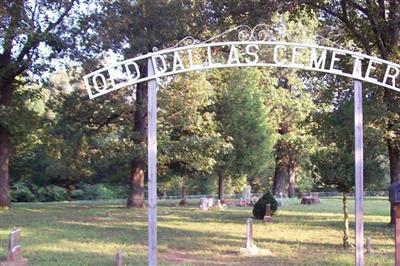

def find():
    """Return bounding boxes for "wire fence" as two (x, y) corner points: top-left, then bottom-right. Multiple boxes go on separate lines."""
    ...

(156, 191), (389, 201)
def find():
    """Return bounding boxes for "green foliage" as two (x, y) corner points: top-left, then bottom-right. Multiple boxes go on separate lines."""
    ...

(72, 184), (127, 201)
(10, 182), (36, 202)
(158, 72), (231, 192)
(214, 68), (275, 180)
(252, 191), (278, 219)
(5, 1), (397, 206)
(37, 185), (67, 202)
(310, 146), (354, 193)
(310, 95), (386, 192)
(10, 183), (127, 202)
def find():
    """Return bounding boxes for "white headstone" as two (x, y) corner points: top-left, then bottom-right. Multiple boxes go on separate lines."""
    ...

(217, 199), (224, 210)
(242, 185), (252, 205)
(207, 198), (214, 208)
(1, 229), (28, 266)
(199, 197), (208, 211)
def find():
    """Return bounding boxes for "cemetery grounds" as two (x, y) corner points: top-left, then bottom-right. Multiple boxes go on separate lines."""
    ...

(0, 197), (395, 265)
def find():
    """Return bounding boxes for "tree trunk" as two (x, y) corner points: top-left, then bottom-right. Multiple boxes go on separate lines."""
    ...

(218, 173), (224, 200)
(179, 176), (186, 205)
(66, 185), (73, 201)
(127, 67), (148, 208)
(288, 158), (296, 198)
(273, 141), (287, 196)
(342, 192), (350, 249)
(388, 138), (400, 225)
(0, 82), (12, 208)
(0, 126), (11, 208)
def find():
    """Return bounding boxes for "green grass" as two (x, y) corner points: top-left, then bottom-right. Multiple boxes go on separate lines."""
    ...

(0, 197), (395, 265)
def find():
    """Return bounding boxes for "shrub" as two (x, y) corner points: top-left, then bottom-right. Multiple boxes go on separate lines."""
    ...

(71, 189), (85, 200)
(37, 185), (67, 202)
(10, 182), (36, 202)
(75, 184), (124, 200)
(252, 190), (278, 220)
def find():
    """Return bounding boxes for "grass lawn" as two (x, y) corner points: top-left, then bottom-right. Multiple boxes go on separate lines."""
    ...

(0, 197), (395, 265)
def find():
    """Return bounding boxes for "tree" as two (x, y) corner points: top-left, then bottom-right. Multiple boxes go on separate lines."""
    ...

(158, 73), (230, 203)
(311, 96), (385, 248)
(288, 0), (400, 225)
(252, 12), (319, 197)
(0, 0), (82, 208)
(213, 68), (275, 199)
(89, 0), (282, 207)
(42, 71), (132, 199)
(263, 74), (316, 197)
(90, 0), (220, 207)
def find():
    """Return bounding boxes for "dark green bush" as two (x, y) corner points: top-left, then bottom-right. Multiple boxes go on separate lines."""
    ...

(71, 189), (85, 200)
(252, 191), (278, 220)
(10, 182), (36, 202)
(74, 184), (126, 200)
(37, 185), (67, 202)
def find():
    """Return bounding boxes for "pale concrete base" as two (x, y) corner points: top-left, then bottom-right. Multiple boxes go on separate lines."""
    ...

(240, 245), (259, 256)
(263, 216), (272, 223)
(239, 247), (273, 256)
(258, 248), (273, 256)
(0, 258), (29, 266)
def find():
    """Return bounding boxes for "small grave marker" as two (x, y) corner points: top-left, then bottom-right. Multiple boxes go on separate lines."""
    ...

(207, 197), (214, 208)
(365, 237), (372, 254)
(216, 199), (224, 210)
(241, 185), (252, 205)
(0, 229), (28, 266)
(301, 192), (320, 205)
(199, 197), (208, 211)
(263, 204), (272, 223)
(240, 218), (258, 255)
(115, 250), (124, 266)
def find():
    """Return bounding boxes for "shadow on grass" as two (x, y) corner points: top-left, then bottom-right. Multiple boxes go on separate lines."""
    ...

(0, 200), (395, 266)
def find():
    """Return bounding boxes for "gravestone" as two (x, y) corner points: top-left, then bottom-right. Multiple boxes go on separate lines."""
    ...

(0, 229), (28, 266)
(217, 199), (224, 210)
(115, 250), (124, 266)
(199, 197), (208, 211)
(239, 218), (258, 255)
(207, 198), (214, 208)
(301, 193), (320, 205)
(366, 237), (372, 254)
(277, 192), (285, 207)
(263, 204), (272, 223)
(242, 185), (252, 205)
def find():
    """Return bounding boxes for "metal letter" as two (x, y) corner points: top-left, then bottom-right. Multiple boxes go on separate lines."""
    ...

(227, 45), (241, 65)
(93, 73), (107, 92)
(383, 65), (400, 89)
(151, 54), (167, 76)
(330, 51), (346, 74)
(173, 51), (185, 72)
(273, 44), (287, 65)
(310, 48), (327, 69)
(365, 60), (382, 83)
(351, 55), (364, 77)
(125, 61), (141, 81)
(291, 46), (304, 67)
(245, 44), (259, 64)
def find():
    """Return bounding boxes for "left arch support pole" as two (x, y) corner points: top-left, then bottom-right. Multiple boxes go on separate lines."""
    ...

(354, 64), (364, 266)
(147, 59), (158, 266)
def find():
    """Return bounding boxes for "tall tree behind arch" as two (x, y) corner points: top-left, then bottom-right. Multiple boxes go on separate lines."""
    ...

(287, 0), (400, 224)
(0, 0), (82, 208)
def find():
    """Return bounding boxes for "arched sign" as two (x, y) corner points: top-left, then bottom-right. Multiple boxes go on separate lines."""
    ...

(84, 25), (399, 266)
(84, 32), (400, 99)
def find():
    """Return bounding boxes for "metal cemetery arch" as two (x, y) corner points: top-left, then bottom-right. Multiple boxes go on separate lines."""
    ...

(84, 25), (400, 266)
